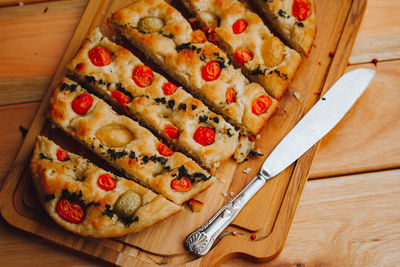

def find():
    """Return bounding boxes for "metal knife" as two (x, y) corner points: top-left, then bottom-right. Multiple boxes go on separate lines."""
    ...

(185, 68), (376, 256)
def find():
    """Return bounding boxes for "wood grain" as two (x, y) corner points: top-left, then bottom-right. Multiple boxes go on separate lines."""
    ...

(310, 61), (400, 178)
(349, 0), (400, 64)
(221, 169), (400, 266)
(0, 0), (369, 266)
(0, 0), (87, 105)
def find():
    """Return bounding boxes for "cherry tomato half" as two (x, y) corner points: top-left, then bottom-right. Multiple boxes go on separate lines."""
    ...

(234, 49), (253, 65)
(232, 19), (247, 34)
(56, 198), (85, 224)
(162, 82), (178, 95)
(97, 173), (117, 191)
(157, 143), (174, 156)
(163, 124), (179, 139)
(225, 87), (237, 104)
(56, 149), (70, 161)
(132, 65), (154, 87)
(202, 61), (221, 81)
(292, 0), (311, 21)
(71, 93), (93, 115)
(193, 126), (215, 146)
(111, 90), (131, 106)
(88, 46), (111, 67)
(252, 95), (272, 115)
(171, 177), (192, 192)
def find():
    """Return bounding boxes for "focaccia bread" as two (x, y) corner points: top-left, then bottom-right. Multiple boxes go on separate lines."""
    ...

(30, 136), (182, 238)
(182, 0), (302, 99)
(49, 78), (214, 205)
(109, 0), (279, 135)
(67, 28), (253, 169)
(251, 0), (316, 56)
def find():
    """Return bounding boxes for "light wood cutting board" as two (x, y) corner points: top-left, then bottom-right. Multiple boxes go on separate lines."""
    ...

(0, 0), (367, 265)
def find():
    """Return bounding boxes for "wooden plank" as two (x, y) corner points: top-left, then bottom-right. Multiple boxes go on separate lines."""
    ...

(221, 169), (400, 266)
(0, 102), (40, 189)
(310, 61), (400, 178)
(349, 0), (400, 64)
(0, 0), (87, 105)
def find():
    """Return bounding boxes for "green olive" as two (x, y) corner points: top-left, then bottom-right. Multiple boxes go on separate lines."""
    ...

(138, 17), (165, 33)
(114, 191), (142, 218)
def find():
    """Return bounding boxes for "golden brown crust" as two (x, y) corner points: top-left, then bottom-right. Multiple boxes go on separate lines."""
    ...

(49, 78), (214, 205)
(66, 28), (249, 170)
(252, 0), (317, 56)
(30, 136), (182, 238)
(110, 0), (278, 135)
(182, 0), (302, 99)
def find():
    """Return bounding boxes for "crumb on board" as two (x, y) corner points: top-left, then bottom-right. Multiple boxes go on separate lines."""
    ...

(293, 91), (300, 100)
(242, 167), (251, 174)
(329, 51), (335, 58)
(221, 192), (227, 197)
(371, 58), (378, 66)
(256, 134), (261, 139)
(19, 2), (24, 6)
(217, 178), (225, 184)
(229, 192), (234, 197)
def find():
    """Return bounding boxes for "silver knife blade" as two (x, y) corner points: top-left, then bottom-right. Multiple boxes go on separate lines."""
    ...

(262, 68), (376, 178)
(185, 68), (375, 256)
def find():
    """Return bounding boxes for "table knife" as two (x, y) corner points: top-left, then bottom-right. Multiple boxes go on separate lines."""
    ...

(185, 68), (376, 256)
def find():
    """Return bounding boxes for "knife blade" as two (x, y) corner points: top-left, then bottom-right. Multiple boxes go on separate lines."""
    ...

(185, 68), (376, 256)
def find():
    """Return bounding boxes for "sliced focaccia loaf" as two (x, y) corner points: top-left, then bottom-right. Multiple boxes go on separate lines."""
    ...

(181, 0), (302, 99)
(49, 78), (214, 205)
(30, 136), (182, 238)
(251, 0), (316, 56)
(109, 0), (278, 135)
(67, 28), (253, 169)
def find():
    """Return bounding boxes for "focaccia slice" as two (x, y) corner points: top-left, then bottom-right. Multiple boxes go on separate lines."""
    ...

(251, 0), (316, 56)
(67, 28), (253, 169)
(182, 0), (302, 99)
(49, 78), (214, 205)
(30, 136), (182, 238)
(109, 0), (278, 135)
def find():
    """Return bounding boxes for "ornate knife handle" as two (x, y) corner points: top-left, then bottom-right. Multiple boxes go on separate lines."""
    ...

(185, 173), (269, 256)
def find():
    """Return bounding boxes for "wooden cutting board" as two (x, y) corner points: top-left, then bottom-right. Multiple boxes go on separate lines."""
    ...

(0, 0), (366, 265)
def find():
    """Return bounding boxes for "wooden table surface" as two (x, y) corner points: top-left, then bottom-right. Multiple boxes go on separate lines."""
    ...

(0, 0), (399, 266)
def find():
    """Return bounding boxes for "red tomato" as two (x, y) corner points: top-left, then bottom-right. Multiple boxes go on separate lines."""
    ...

(56, 198), (85, 224)
(157, 143), (174, 156)
(292, 0), (311, 21)
(71, 93), (93, 115)
(162, 82), (178, 95)
(193, 126), (215, 146)
(56, 149), (70, 161)
(132, 65), (154, 87)
(226, 87), (237, 104)
(111, 90), (131, 106)
(97, 173), (117, 191)
(234, 49), (253, 65)
(202, 61), (221, 81)
(171, 177), (192, 192)
(163, 124), (179, 139)
(88, 46), (111, 66)
(232, 19), (247, 34)
(252, 95), (272, 115)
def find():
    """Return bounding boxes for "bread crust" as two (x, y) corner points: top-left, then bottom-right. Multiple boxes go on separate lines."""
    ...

(182, 0), (302, 99)
(67, 28), (251, 170)
(251, 0), (317, 56)
(110, 0), (278, 135)
(49, 78), (214, 205)
(30, 136), (182, 238)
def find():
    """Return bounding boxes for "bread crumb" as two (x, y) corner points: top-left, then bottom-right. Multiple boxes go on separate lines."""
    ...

(221, 192), (227, 197)
(188, 199), (204, 212)
(218, 178), (225, 183)
(293, 92), (300, 100)
(256, 134), (261, 139)
(229, 192), (234, 197)
(243, 167), (251, 174)
(19, 1), (24, 6)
